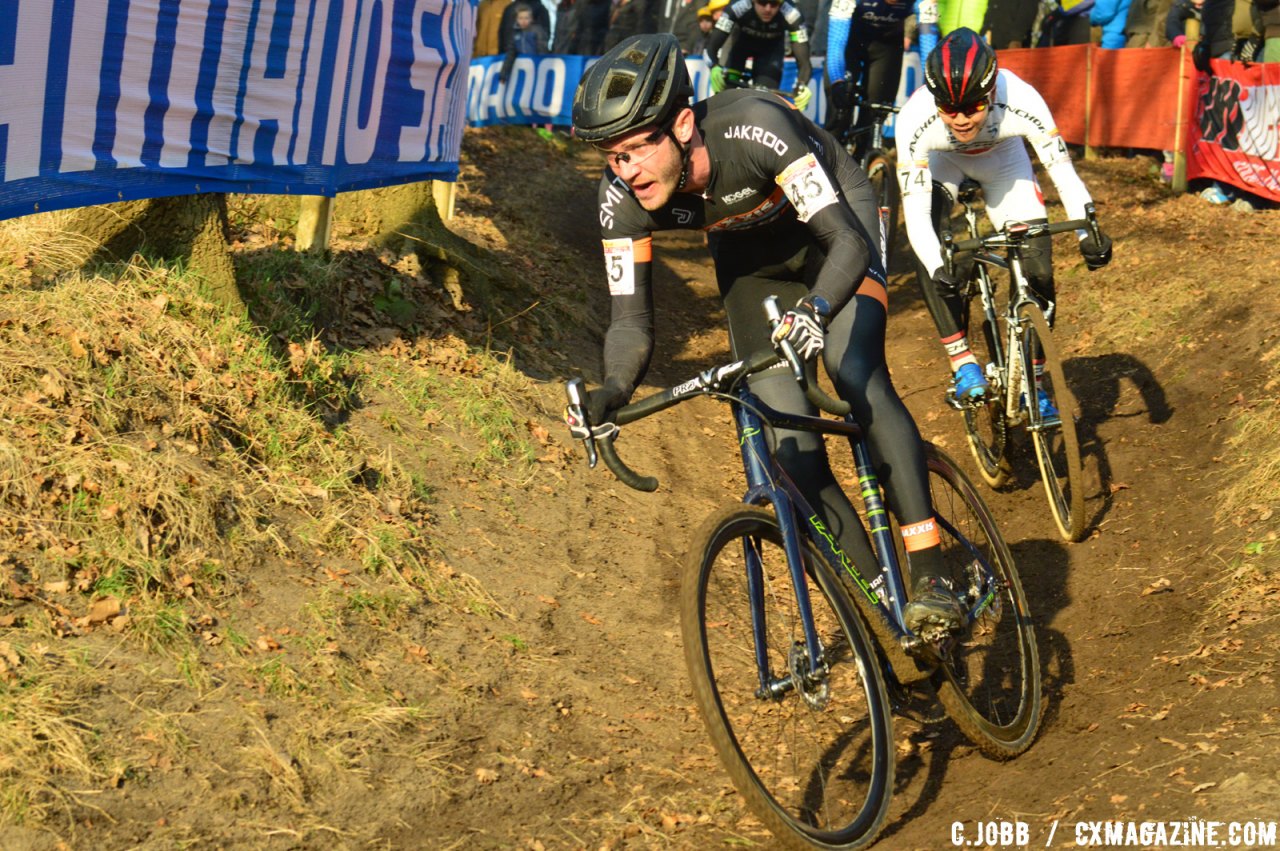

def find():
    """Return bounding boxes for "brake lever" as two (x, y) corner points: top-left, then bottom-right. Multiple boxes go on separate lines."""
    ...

(1084, 201), (1102, 244)
(564, 378), (599, 469)
(763, 296), (807, 385)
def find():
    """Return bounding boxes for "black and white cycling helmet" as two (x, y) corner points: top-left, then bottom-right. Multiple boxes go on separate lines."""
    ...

(572, 33), (694, 143)
(924, 27), (998, 110)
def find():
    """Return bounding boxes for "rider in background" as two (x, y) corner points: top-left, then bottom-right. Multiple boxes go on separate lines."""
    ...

(896, 28), (1113, 410)
(705, 0), (816, 109)
(824, 0), (912, 157)
(573, 33), (964, 635)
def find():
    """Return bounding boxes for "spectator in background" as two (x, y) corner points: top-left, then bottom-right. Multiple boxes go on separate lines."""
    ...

(1168, 0), (1235, 60)
(1258, 0), (1280, 59)
(695, 2), (719, 51)
(668, 0), (710, 52)
(604, 0), (645, 50)
(982, 0), (1040, 47)
(476, 0), (515, 56)
(501, 3), (550, 83)
(1049, 0), (1097, 44)
(1092, 0), (1136, 45)
(1231, 0), (1264, 60)
(553, 0), (582, 51)
(1125, 0), (1174, 45)
(1168, 0), (1240, 203)
(500, 0), (554, 53)
(572, 0), (613, 53)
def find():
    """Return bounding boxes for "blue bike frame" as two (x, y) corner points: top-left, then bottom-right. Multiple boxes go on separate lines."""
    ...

(728, 384), (996, 697)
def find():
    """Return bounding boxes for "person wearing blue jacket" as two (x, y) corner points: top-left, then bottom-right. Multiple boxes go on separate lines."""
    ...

(1092, 0), (1136, 46)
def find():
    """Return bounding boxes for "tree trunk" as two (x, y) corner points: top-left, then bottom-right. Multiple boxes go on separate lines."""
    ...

(338, 181), (491, 313)
(8, 195), (242, 312)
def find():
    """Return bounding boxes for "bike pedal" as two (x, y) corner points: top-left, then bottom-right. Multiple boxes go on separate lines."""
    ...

(910, 616), (963, 647)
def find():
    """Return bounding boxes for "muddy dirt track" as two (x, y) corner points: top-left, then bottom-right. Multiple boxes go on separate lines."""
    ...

(380, 129), (1280, 850)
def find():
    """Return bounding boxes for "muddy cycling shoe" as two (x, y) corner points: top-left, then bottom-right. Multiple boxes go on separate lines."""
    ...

(953, 363), (989, 401)
(1036, 387), (1058, 420)
(904, 577), (964, 642)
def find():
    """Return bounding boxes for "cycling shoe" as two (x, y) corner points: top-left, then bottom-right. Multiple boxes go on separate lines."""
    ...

(904, 576), (964, 642)
(953, 362), (989, 401)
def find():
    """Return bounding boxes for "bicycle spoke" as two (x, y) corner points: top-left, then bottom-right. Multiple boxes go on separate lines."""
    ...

(683, 505), (893, 848)
(1021, 304), (1087, 541)
(962, 297), (1012, 487)
(924, 447), (1042, 758)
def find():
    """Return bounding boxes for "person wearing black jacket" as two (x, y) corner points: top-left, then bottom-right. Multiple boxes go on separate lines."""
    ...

(1167, 0), (1235, 61)
(571, 33), (964, 635)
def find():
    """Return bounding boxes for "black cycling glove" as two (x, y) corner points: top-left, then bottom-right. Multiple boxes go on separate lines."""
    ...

(1079, 231), (1113, 271)
(824, 77), (855, 135)
(586, 379), (629, 426)
(932, 267), (965, 299)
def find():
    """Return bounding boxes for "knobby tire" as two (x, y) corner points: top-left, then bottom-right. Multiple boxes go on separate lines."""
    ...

(681, 504), (894, 850)
(863, 150), (899, 270)
(961, 274), (1013, 488)
(1020, 303), (1087, 541)
(923, 445), (1043, 757)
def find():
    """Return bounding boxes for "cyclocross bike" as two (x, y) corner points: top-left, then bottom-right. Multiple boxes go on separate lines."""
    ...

(940, 181), (1102, 542)
(840, 93), (900, 270)
(565, 298), (1041, 849)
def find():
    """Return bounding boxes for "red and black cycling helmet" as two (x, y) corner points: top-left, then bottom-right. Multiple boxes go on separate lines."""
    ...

(572, 33), (694, 143)
(924, 27), (998, 110)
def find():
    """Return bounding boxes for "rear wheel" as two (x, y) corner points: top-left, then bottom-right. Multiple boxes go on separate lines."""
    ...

(864, 149), (899, 270)
(682, 504), (894, 849)
(923, 446), (1042, 758)
(1019, 303), (1087, 542)
(961, 273), (1012, 488)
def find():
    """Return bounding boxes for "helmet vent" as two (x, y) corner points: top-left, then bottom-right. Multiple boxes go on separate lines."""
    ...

(607, 71), (637, 100)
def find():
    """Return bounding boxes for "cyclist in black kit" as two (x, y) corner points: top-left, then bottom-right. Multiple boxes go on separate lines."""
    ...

(706, 0), (815, 109)
(570, 33), (962, 635)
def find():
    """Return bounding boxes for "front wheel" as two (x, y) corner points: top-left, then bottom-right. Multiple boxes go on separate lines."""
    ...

(1019, 303), (1087, 542)
(681, 504), (894, 849)
(961, 276), (1012, 488)
(863, 149), (899, 271)
(924, 446), (1042, 758)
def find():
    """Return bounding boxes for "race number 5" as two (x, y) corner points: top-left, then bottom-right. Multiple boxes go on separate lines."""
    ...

(602, 238), (637, 296)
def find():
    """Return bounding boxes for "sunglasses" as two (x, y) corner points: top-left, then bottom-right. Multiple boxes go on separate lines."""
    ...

(595, 126), (667, 169)
(936, 99), (989, 119)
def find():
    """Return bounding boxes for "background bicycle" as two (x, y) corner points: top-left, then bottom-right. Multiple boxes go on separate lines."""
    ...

(941, 182), (1101, 542)
(839, 94), (901, 270)
(565, 300), (1041, 849)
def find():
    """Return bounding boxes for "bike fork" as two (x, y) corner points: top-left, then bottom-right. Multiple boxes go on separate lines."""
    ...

(743, 496), (828, 700)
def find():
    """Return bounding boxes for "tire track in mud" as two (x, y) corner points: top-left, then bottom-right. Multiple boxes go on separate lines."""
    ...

(433, 138), (1280, 848)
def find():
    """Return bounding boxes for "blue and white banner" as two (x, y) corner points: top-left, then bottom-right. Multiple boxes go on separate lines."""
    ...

(467, 54), (590, 127)
(0, 0), (476, 222)
(465, 53), (921, 135)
